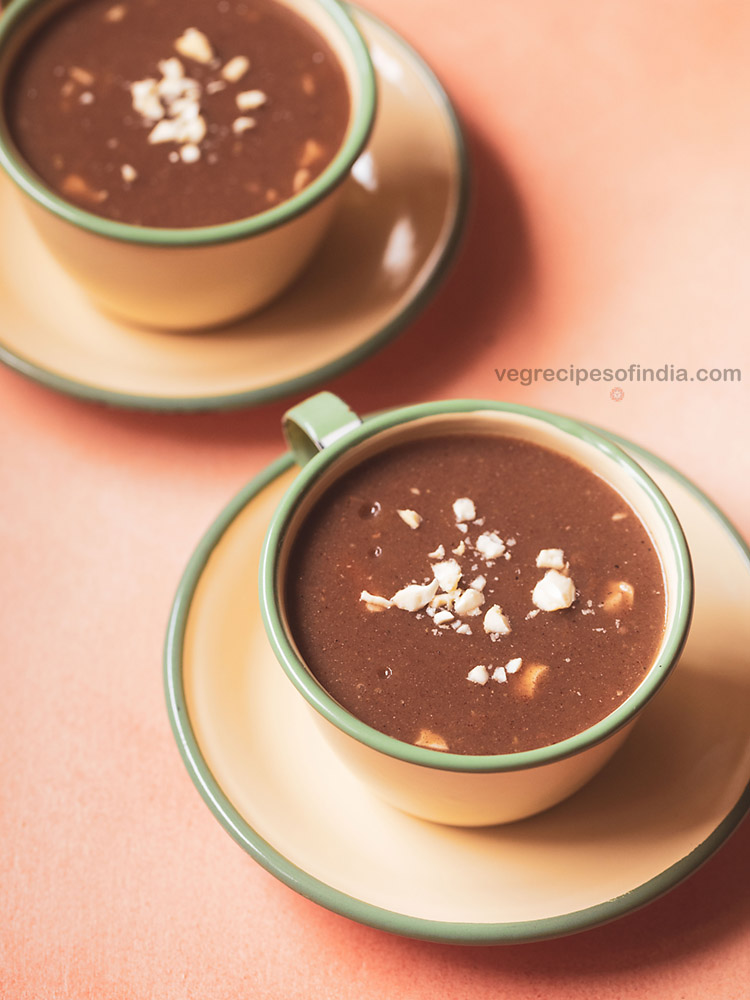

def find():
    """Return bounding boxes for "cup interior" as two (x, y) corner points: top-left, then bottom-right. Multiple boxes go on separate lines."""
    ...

(264, 402), (693, 771)
(0, 0), (376, 244)
(287, 0), (366, 110)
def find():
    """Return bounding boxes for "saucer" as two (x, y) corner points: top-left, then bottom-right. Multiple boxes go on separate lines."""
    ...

(0, 7), (467, 411)
(164, 431), (750, 944)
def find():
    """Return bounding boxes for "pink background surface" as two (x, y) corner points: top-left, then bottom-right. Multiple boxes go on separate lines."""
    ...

(2, 0), (749, 996)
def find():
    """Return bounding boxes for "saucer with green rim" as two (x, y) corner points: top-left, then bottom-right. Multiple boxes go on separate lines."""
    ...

(164, 427), (750, 944)
(0, 6), (467, 411)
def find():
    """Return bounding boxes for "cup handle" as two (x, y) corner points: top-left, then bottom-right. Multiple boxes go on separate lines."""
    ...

(282, 392), (362, 466)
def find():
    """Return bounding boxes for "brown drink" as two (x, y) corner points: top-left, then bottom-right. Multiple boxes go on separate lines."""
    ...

(285, 434), (667, 756)
(5, 0), (351, 227)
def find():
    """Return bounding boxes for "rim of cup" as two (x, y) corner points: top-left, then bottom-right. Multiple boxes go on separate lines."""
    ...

(0, 0), (376, 247)
(259, 398), (694, 774)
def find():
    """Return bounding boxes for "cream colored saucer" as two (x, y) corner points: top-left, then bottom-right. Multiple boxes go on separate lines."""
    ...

(0, 8), (467, 410)
(165, 429), (750, 944)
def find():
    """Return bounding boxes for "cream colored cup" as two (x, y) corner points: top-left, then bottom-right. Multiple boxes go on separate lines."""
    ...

(259, 392), (694, 826)
(0, 0), (375, 330)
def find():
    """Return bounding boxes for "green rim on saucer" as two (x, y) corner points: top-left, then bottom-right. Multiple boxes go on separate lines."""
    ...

(163, 422), (750, 945)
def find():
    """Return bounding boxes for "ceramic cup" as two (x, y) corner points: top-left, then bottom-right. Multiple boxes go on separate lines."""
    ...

(0, 0), (376, 330)
(260, 392), (694, 826)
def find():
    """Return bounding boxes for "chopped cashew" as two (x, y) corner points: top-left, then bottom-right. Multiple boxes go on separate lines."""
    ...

(432, 559), (462, 593)
(174, 27), (214, 64)
(532, 570), (576, 611)
(397, 509), (422, 530)
(453, 497), (476, 522)
(536, 548), (566, 570)
(454, 588), (485, 616)
(483, 604), (511, 635)
(359, 590), (391, 609)
(391, 580), (439, 612)
(476, 532), (505, 559)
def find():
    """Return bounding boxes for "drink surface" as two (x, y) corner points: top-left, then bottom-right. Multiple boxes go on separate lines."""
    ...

(5, 0), (351, 227)
(286, 434), (667, 756)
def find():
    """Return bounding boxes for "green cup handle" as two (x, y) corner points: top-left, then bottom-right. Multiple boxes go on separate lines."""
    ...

(283, 392), (362, 466)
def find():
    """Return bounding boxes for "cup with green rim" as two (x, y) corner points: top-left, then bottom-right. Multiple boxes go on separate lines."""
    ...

(259, 391), (694, 826)
(0, 0), (376, 329)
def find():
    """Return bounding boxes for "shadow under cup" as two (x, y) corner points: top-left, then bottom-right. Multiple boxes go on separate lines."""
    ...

(260, 401), (694, 827)
(0, 0), (376, 330)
